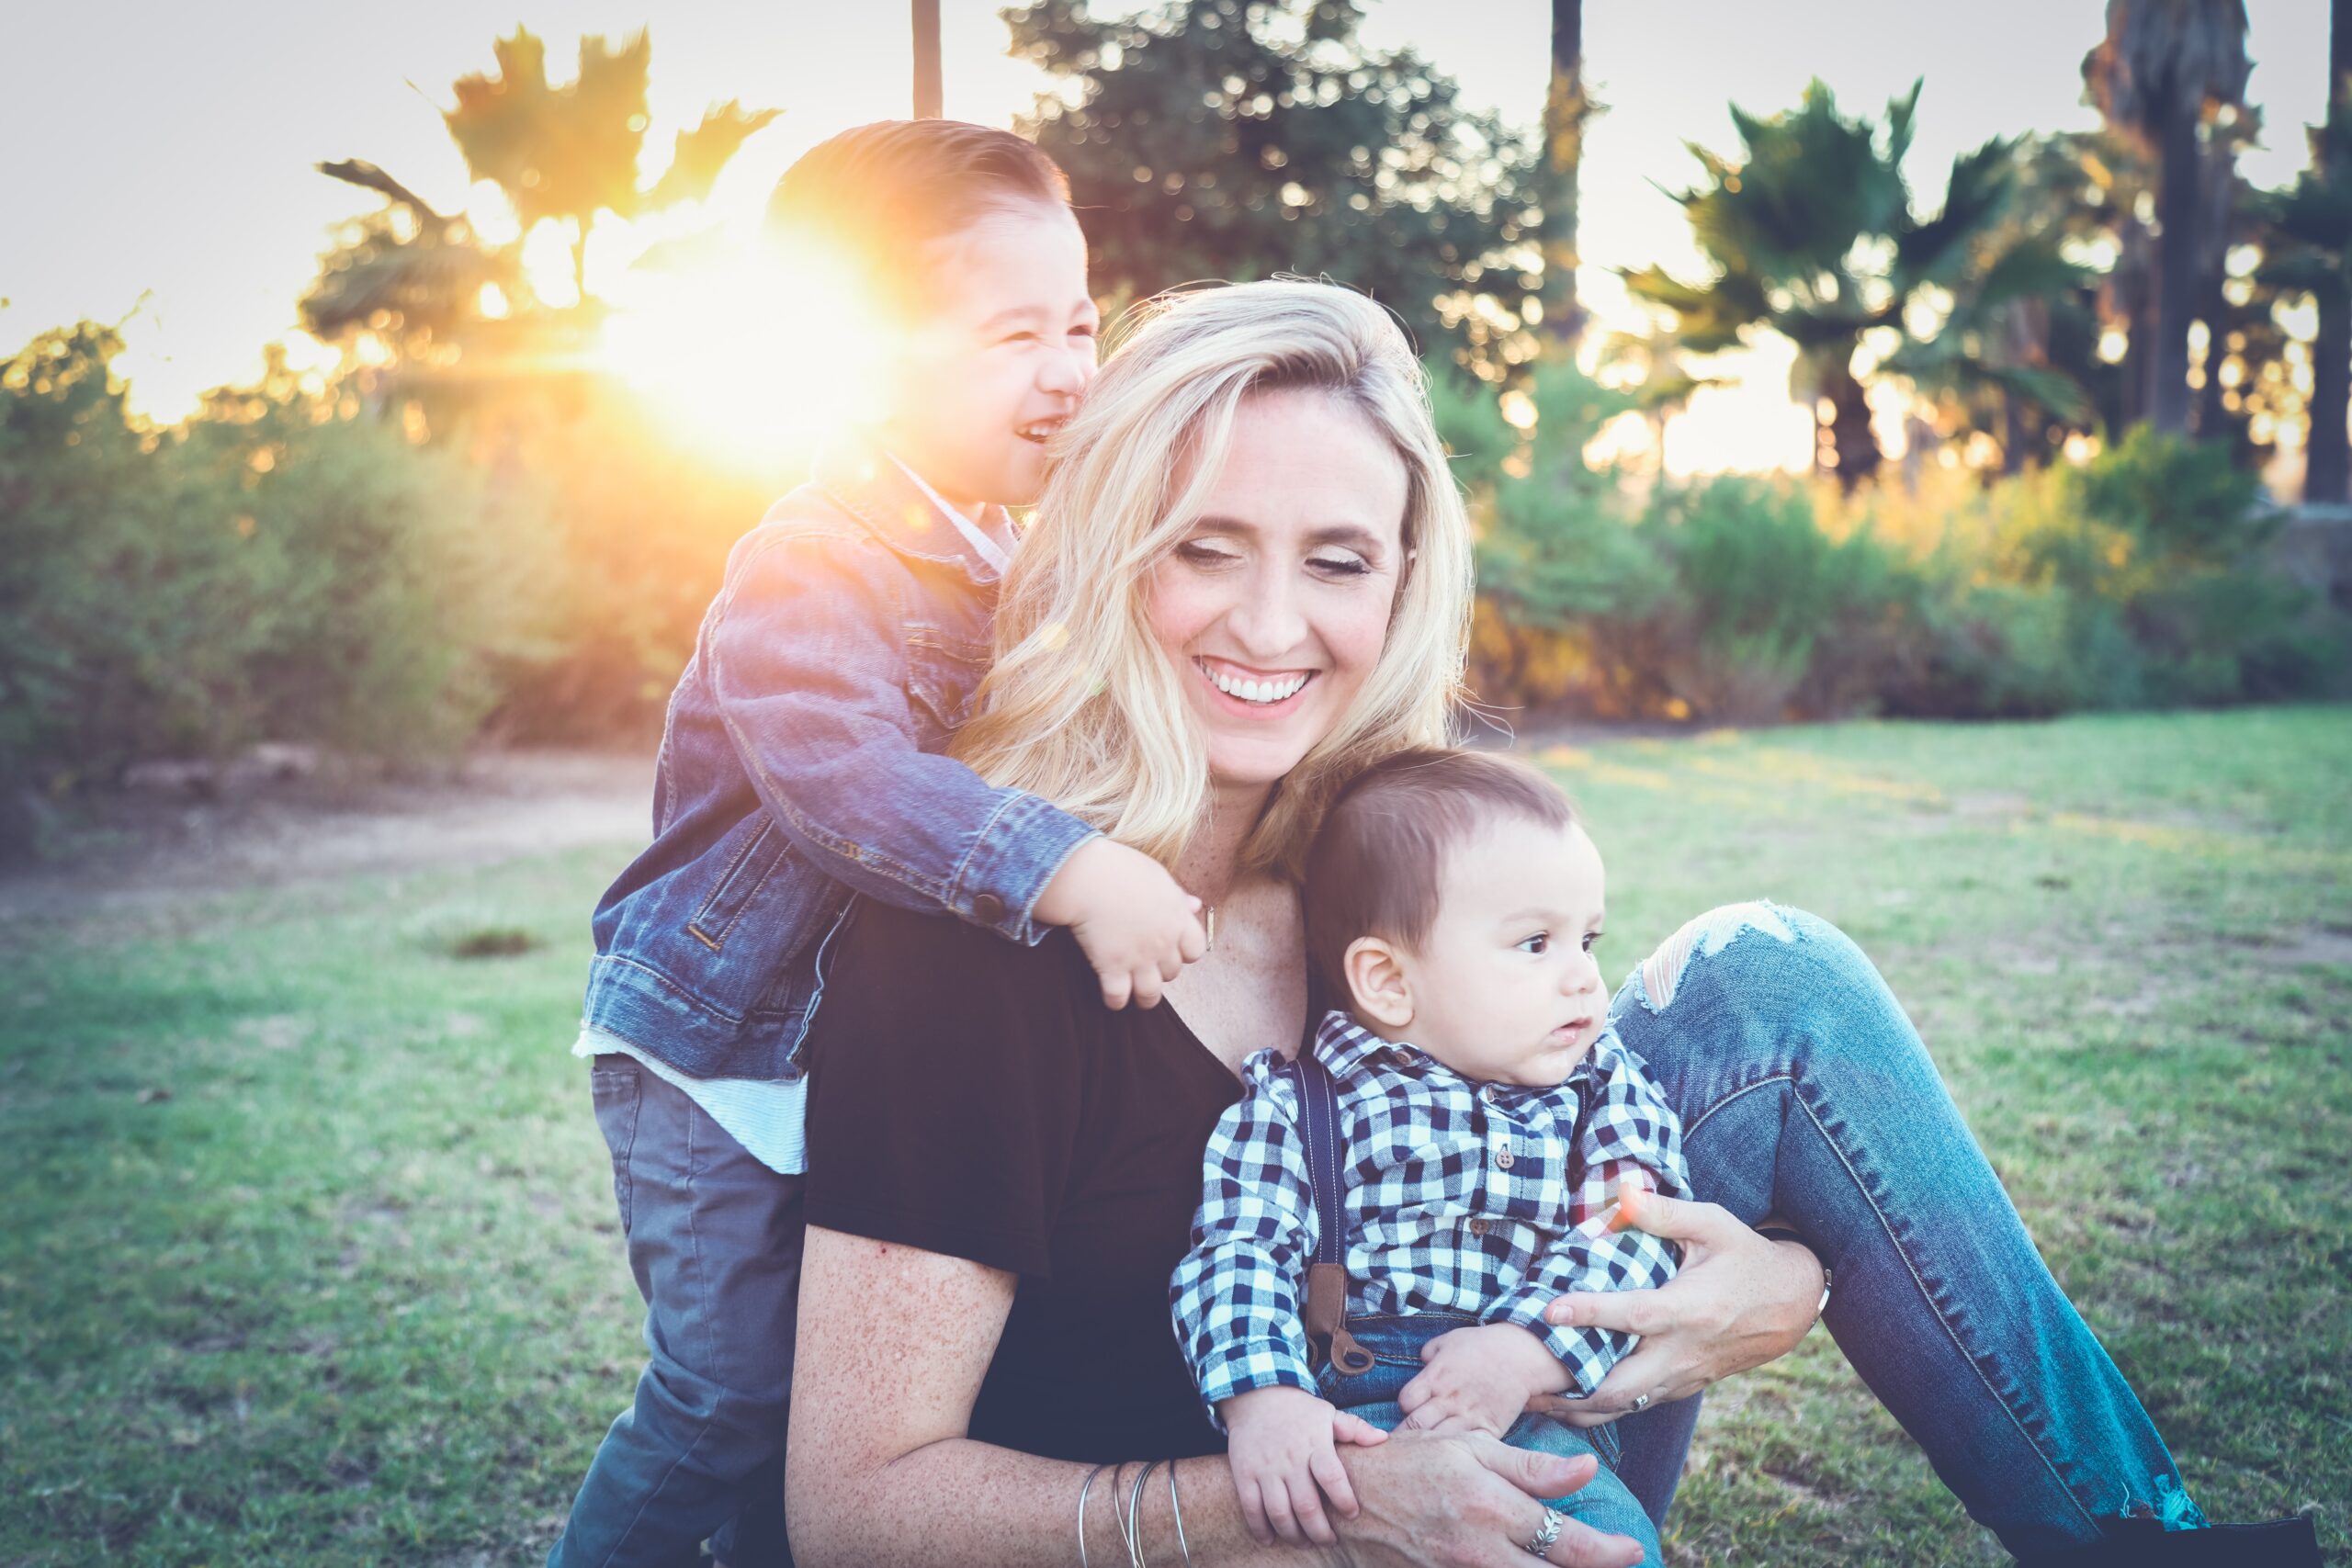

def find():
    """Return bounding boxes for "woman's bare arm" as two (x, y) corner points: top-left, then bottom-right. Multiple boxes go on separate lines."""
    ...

(786, 1225), (1643, 1568)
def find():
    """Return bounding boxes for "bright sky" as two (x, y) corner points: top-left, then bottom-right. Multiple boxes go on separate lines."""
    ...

(0, 0), (2327, 473)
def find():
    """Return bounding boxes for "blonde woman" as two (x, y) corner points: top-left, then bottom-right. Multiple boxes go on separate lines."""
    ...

(783, 281), (2255, 1568)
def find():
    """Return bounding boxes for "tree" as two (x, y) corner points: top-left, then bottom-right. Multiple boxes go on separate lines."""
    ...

(1896, 133), (2112, 471)
(1535, 0), (1594, 354)
(304, 28), (778, 420)
(2262, 107), (2352, 502)
(442, 28), (778, 302)
(1004, 0), (1541, 378)
(1436, 364), (1664, 699)
(2084, 0), (2250, 435)
(1625, 82), (2052, 489)
(2256, 1), (2352, 501)
(302, 161), (520, 366)
(912, 0), (944, 118)
(2005, 125), (2286, 470)
(294, 28), (789, 744)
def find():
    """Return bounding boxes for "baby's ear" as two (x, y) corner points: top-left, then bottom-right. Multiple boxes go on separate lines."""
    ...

(1343, 936), (1414, 1031)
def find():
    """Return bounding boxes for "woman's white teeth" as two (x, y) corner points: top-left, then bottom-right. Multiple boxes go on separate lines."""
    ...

(1207, 667), (1308, 704)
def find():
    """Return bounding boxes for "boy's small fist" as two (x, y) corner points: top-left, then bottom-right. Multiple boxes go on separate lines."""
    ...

(1218, 1386), (1387, 1548)
(1035, 837), (1209, 1010)
(1397, 1322), (1565, 1437)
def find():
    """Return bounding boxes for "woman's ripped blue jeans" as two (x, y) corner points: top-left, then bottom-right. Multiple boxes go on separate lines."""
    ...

(1319, 1313), (1662, 1565)
(1600, 904), (2203, 1556)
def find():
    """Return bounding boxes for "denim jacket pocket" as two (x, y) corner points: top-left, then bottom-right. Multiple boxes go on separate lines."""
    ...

(905, 632), (987, 744)
(685, 816), (795, 952)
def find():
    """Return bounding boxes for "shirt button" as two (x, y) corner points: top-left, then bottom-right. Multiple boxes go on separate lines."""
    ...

(1467, 1218), (1490, 1238)
(972, 892), (1007, 924)
(1495, 1149), (1516, 1171)
(1478, 1084), (1498, 1104)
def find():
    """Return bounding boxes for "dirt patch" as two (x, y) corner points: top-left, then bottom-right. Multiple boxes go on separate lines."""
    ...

(0, 749), (652, 928)
(2242, 926), (2352, 970)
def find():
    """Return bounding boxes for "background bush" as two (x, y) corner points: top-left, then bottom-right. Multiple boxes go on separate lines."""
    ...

(1448, 367), (2348, 725)
(5, 323), (2343, 853)
(0, 325), (559, 805)
(462, 392), (770, 746)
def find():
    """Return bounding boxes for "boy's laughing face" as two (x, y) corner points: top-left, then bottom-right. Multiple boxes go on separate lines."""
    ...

(878, 201), (1098, 513)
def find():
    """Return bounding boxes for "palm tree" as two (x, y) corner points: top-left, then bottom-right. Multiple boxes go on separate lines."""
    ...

(302, 161), (518, 357)
(2084, 0), (2250, 436)
(1897, 133), (2114, 470)
(304, 28), (781, 426)
(1625, 82), (2051, 490)
(912, 0), (944, 118)
(2262, 106), (2352, 502)
(1536, 0), (1593, 354)
(2256, 0), (2352, 501)
(443, 28), (778, 304)
(1883, 235), (2093, 473)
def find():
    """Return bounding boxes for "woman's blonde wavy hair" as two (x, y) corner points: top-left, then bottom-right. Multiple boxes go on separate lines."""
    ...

(953, 278), (1474, 878)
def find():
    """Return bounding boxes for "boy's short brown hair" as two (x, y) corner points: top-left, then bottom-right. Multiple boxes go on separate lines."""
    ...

(765, 119), (1071, 310)
(1304, 748), (1578, 996)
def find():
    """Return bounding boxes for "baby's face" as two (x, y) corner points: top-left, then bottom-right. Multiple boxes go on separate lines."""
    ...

(1387, 816), (1611, 1088)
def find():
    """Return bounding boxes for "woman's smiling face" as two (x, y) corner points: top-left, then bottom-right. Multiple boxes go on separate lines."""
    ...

(1147, 387), (1409, 790)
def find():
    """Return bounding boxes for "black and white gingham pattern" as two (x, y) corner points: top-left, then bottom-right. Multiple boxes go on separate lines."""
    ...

(1171, 1010), (1690, 1423)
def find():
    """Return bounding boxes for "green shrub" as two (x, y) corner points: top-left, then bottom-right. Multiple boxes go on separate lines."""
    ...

(0, 323), (559, 809)
(2130, 567), (2345, 705)
(1637, 475), (1917, 723)
(2047, 428), (2341, 705)
(1452, 376), (2344, 722)
(481, 401), (775, 751)
(1878, 571), (2138, 717)
(2065, 423), (2276, 570)
(1445, 366), (1671, 705)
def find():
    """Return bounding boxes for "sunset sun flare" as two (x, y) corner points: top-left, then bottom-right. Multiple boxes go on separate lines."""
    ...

(597, 234), (887, 472)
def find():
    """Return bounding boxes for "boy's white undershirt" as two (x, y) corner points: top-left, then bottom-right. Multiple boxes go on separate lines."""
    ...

(572, 1023), (809, 1172)
(888, 454), (1013, 573)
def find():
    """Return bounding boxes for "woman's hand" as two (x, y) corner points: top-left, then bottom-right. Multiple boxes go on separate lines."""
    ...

(1532, 1190), (1824, 1427)
(1336, 1431), (1646, 1567)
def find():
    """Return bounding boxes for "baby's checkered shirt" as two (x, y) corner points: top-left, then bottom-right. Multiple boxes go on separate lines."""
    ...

(1171, 1009), (1691, 1424)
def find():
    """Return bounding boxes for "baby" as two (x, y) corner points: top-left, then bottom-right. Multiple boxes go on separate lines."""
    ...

(1171, 747), (1689, 1563)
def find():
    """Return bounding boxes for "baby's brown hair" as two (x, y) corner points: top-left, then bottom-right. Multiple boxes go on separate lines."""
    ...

(1304, 748), (1579, 998)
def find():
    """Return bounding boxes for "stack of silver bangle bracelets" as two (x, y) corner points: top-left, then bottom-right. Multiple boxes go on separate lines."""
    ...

(1076, 1459), (1195, 1568)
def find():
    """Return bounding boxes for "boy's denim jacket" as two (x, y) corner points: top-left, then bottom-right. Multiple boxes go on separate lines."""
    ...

(582, 443), (1099, 1081)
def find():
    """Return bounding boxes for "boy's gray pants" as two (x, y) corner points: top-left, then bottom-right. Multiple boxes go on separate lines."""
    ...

(548, 1055), (802, 1568)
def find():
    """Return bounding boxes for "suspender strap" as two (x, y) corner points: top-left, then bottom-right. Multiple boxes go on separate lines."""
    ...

(1283, 1054), (1373, 1377)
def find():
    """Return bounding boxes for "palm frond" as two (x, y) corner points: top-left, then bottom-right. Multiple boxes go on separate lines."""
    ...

(645, 101), (783, 210)
(316, 160), (449, 227)
(1893, 136), (2016, 293)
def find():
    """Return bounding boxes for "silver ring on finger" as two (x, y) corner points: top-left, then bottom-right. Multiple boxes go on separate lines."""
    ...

(1525, 1506), (1566, 1557)
(1630, 1393), (1651, 1413)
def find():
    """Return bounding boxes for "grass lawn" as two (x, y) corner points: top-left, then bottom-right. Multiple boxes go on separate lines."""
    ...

(4, 707), (2346, 1566)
